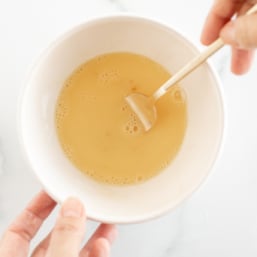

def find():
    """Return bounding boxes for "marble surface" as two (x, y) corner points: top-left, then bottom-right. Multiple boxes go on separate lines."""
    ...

(1, 0), (257, 256)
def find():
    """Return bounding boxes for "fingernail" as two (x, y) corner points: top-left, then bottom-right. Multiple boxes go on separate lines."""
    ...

(61, 197), (84, 218)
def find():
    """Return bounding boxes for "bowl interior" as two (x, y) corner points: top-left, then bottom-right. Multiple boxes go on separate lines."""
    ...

(20, 16), (224, 223)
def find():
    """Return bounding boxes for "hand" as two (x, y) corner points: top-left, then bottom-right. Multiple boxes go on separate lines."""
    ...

(0, 191), (117, 257)
(201, 0), (257, 74)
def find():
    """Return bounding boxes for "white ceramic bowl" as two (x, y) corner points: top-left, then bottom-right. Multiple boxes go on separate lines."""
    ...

(19, 15), (224, 224)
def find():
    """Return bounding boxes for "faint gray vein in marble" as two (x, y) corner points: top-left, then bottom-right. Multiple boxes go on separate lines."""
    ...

(159, 208), (186, 257)
(217, 56), (230, 80)
(108, 0), (128, 11)
(213, 48), (230, 81)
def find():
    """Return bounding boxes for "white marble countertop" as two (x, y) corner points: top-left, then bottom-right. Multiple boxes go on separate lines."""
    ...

(1, 0), (257, 256)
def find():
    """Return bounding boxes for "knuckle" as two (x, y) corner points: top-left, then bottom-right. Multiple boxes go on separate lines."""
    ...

(8, 210), (43, 242)
(55, 219), (80, 233)
(236, 16), (257, 48)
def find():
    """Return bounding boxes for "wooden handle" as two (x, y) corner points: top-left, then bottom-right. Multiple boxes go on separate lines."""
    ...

(152, 38), (224, 100)
(152, 3), (257, 101)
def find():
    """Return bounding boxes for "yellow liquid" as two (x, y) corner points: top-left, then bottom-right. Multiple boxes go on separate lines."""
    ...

(56, 52), (187, 185)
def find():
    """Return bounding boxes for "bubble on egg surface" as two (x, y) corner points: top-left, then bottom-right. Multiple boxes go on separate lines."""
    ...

(98, 69), (120, 84)
(171, 87), (186, 103)
(123, 112), (143, 135)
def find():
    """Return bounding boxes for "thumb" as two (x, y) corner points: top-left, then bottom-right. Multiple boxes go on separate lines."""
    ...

(220, 14), (257, 49)
(46, 197), (86, 257)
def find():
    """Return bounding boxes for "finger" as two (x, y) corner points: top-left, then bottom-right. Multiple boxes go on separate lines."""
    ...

(45, 197), (86, 257)
(87, 238), (111, 257)
(0, 191), (56, 257)
(231, 47), (255, 74)
(221, 14), (257, 48)
(5, 191), (56, 242)
(238, 1), (256, 15)
(201, 0), (243, 44)
(31, 231), (52, 257)
(80, 224), (117, 257)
